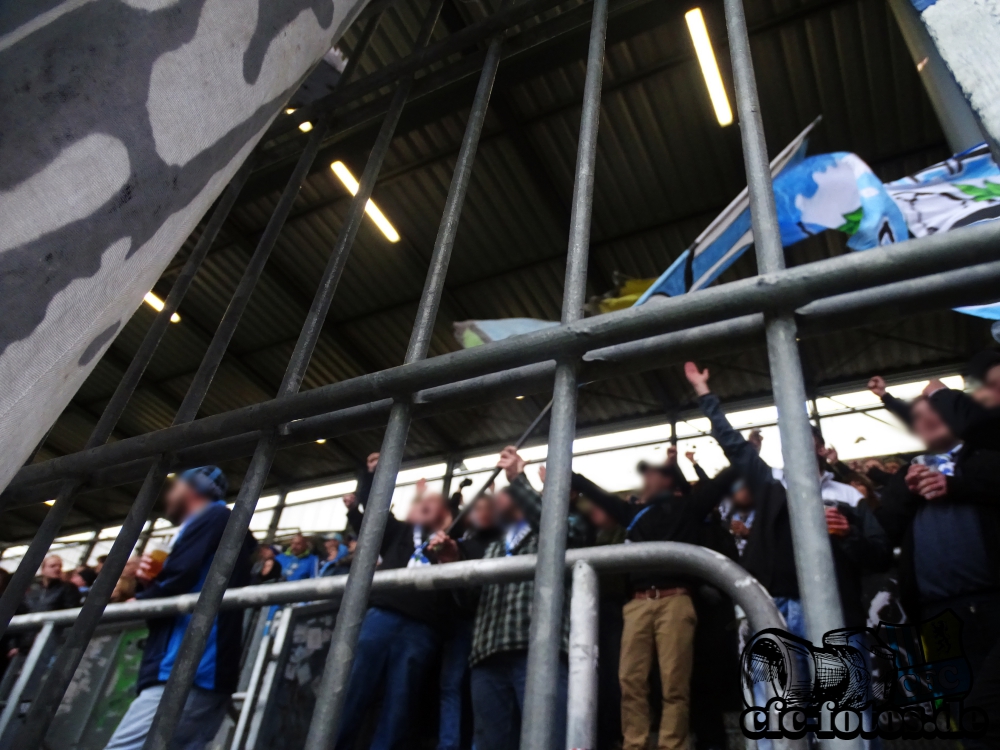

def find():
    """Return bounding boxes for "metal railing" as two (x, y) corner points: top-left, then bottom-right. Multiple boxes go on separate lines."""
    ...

(0, 543), (790, 749)
(0, 0), (995, 746)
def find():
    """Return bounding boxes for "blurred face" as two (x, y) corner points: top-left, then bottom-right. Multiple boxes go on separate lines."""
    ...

(70, 572), (87, 588)
(985, 365), (1000, 405)
(163, 480), (202, 525)
(911, 399), (958, 453)
(731, 484), (753, 510)
(407, 493), (449, 530)
(469, 496), (495, 531)
(492, 489), (522, 525)
(41, 556), (62, 581)
(324, 539), (340, 558)
(259, 546), (275, 560)
(640, 469), (673, 500)
(289, 535), (309, 556)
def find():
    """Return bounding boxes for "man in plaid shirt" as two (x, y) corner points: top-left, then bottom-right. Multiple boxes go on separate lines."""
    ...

(466, 446), (589, 750)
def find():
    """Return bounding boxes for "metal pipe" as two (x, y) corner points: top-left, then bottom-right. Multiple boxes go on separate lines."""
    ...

(302, 10), (501, 747)
(886, 0), (984, 153)
(138, 11), (405, 748)
(0, 163), (253, 640)
(723, 0), (860, 746)
(0, 621), (54, 742)
(6, 251), (1000, 512)
(263, 489), (288, 545)
(521, 0), (606, 744)
(7, 542), (783, 634)
(9, 216), (1000, 495)
(566, 561), (599, 750)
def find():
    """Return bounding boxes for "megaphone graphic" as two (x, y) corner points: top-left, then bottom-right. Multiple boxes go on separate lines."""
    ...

(742, 628), (895, 710)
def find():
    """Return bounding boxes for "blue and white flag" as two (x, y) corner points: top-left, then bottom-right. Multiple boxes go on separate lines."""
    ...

(636, 117), (822, 303)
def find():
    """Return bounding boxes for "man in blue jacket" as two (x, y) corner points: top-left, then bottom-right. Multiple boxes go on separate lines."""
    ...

(104, 466), (256, 750)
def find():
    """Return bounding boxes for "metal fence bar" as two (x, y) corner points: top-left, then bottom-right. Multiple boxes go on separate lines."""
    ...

(10, 20), (387, 748)
(10, 217), (999, 496)
(7, 543), (781, 633)
(6, 250), (1000, 512)
(302, 11), (505, 747)
(722, 0), (846, 646)
(566, 561), (599, 750)
(137, 8), (408, 747)
(0, 621), (54, 743)
(0, 163), (253, 640)
(521, 0), (606, 745)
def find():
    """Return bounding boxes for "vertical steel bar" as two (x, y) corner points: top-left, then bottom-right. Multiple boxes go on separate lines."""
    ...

(723, 0), (843, 646)
(520, 0), (606, 746)
(441, 456), (458, 501)
(0, 162), (253, 640)
(141, 7), (441, 748)
(566, 561), (599, 750)
(721, 15), (859, 750)
(11, 20), (389, 746)
(0, 621), (54, 742)
(302, 14), (504, 749)
(229, 610), (272, 750)
(263, 489), (288, 545)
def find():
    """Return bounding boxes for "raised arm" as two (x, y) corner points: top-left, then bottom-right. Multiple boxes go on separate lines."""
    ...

(499, 447), (589, 547)
(684, 362), (774, 500)
(571, 471), (636, 526)
(689, 465), (741, 519)
(868, 376), (912, 426)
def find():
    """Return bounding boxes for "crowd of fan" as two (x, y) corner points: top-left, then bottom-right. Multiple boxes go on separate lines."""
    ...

(5, 350), (1000, 750)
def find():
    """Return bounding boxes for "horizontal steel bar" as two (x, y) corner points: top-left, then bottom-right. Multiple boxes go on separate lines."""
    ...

(6, 253), (1000, 506)
(5, 542), (781, 634)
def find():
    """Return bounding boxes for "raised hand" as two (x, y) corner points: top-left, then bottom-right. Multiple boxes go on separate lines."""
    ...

(497, 446), (527, 482)
(684, 362), (711, 396)
(366, 452), (380, 473)
(685, 450), (696, 464)
(824, 506), (850, 537)
(867, 376), (886, 398)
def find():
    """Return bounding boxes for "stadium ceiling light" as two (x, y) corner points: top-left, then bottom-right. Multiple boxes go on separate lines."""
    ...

(316, 439), (327, 444)
(299, 121), (314, 133)
(330, 160), (401, 242)
(685, 8), (733, 127)
(144, 291), (180, 323)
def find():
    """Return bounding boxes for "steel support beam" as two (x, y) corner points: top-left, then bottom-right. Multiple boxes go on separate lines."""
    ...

(566, 561), (599, 750)
(302, 9), (504, 745)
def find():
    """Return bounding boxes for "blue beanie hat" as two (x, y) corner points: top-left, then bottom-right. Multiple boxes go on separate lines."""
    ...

(178, 466), (229, 502)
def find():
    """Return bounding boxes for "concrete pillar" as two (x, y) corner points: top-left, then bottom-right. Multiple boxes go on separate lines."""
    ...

(0, 0), (371, 493)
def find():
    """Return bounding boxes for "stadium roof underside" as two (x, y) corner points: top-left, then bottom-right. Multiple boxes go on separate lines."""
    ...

(5, 0), (992, 542)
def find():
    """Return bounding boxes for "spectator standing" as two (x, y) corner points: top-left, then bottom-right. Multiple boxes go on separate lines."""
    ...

(249, 545), (282, 585)
(875, 389), (1000, 749)
(465, 447), (589, 750)
(571, 453), (738, 750)
(25, 555), (80, 613)
(275, 534), (318, 582)
(427, 493), (499, 750)
(335, 453), (455, 750)
(103, 466), (255, 750)
(684, 362), (891, 629)
(70, 567), (98, 599)
(318, 533), (349, 577)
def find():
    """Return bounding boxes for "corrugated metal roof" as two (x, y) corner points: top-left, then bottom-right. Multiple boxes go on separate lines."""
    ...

(9, 0), (993, 541)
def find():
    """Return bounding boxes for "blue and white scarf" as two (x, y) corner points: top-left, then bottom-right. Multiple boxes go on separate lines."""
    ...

(504, 520), (532, 556)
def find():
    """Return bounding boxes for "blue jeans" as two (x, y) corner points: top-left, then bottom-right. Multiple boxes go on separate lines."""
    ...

(470, 651), (567, 750)
(335, 607), (441, 750)
(104, 684), (228, 750)
(772, 596), (806, 639)
(438, 618), (474, 750)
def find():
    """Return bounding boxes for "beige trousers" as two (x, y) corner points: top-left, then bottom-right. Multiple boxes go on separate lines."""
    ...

(619, 593), (697, 750)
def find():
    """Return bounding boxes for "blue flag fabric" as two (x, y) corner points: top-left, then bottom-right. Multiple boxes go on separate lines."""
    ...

(636, 140), (1000, 321)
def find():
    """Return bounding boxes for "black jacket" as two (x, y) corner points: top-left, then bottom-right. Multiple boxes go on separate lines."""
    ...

(24, 579), (80, 614)
(347, 469), (448, 627)
(135, 502), (255, 694)
(698, 393), (892, 625)
(875, 390), (1000, 616)
(571, 466), (739, 592)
